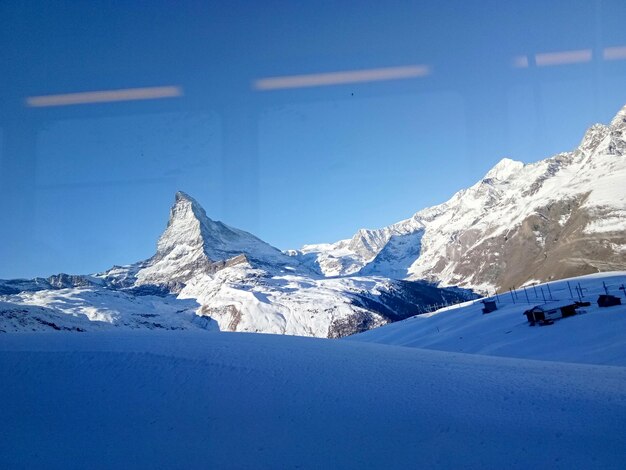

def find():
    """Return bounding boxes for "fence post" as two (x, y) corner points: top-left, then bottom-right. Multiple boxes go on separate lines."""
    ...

(578, 282), (584, 298)
(546, 283), (553, 300)
(567, 281), (573, 299)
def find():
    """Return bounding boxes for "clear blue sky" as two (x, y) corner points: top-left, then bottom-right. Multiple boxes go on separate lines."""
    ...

(1, 1), (626, 278)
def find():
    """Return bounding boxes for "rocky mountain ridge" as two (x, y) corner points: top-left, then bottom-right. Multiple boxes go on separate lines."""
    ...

(293, 105), (626, 292)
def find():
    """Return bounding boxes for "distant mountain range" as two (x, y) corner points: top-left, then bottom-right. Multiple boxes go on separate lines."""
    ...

(293, 105), (626, 292)
(1, 105), (625, 336)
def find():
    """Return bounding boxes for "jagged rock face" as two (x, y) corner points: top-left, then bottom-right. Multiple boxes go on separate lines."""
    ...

(294, 105), (626, 292)
(133, 191), (216, 288)
(47, 273), (97, 289)
(327, 310), (385, 339)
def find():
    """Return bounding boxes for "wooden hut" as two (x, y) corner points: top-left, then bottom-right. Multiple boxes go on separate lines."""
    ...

(523, 301), (580, 326)
(597, 294), (622, 307)
(481, 299), (498, 314)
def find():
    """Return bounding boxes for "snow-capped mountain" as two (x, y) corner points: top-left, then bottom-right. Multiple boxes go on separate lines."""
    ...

(293, 105), (626, 292)
(3, 105), (625, 336)
(100, 191), (301, 291)
(1, 192), (469, 337)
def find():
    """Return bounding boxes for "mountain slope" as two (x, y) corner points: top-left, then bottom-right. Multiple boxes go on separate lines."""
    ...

(293, 105), (626, 292)
(178, 267), (468, 337)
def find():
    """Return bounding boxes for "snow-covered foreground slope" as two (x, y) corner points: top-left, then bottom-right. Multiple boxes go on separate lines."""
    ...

(1, 331), (625, 469)
(351, 272), (626, 366)
(294, 105), (626, 291)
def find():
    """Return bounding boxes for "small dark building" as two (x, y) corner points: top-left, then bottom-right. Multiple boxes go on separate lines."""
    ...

(523, 301), (580, 326)
(481, 299), (498, 314)
(597, 294), (622, 307)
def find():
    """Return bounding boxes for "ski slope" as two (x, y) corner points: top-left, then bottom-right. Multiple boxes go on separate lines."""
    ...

(1, 331), (625, 469)
(350, 272), (626, 366)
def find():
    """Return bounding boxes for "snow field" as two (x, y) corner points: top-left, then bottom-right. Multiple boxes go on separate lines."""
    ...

(1, 331), (625, 469)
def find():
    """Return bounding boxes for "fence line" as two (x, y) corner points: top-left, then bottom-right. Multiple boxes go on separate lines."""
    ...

(415, 276), (626, 315)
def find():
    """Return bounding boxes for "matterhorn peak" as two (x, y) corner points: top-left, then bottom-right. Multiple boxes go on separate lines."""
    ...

(158, 191), (213, 256)
(126, 191), (304, 289)
(170, 190), (212, 226)
(174, 190), (200, 206)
